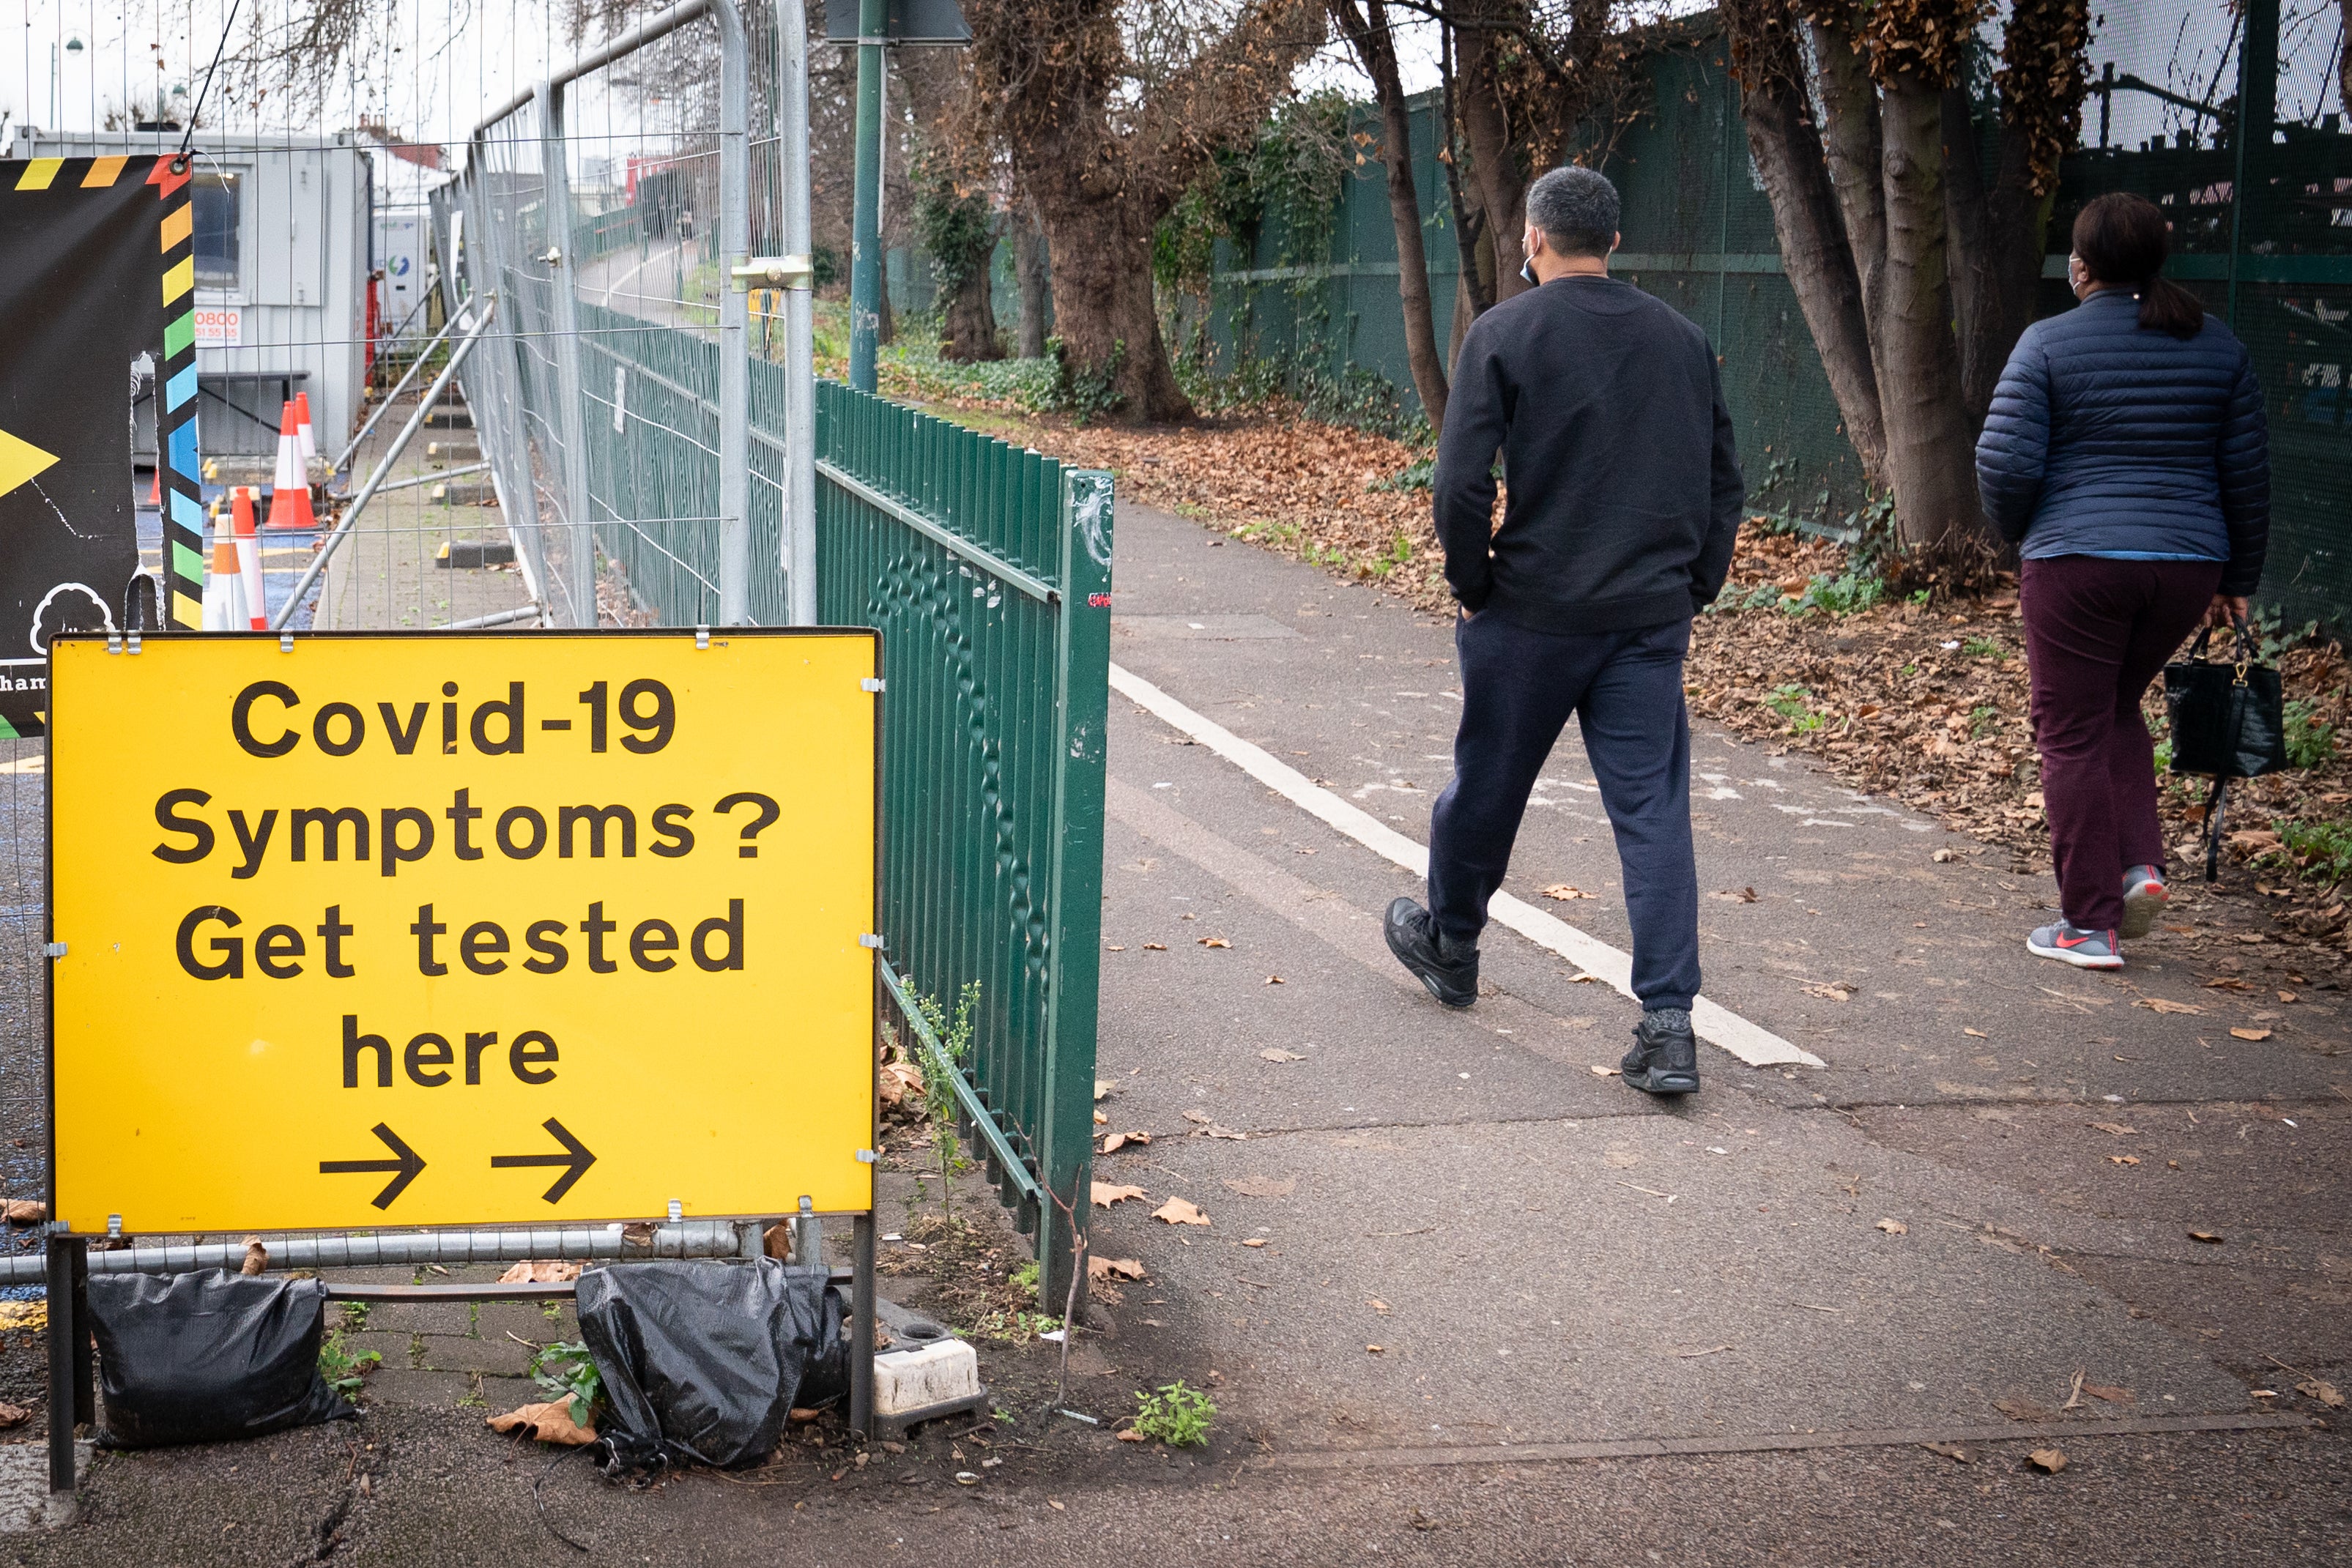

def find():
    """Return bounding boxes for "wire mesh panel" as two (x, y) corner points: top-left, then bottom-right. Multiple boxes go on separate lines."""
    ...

(447, 14), (1110, 1282)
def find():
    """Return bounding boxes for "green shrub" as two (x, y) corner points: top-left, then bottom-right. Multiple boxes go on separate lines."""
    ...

(2276, 820), (2352, 885)
(527, 1340), (604, 1427)
(319, 1328), (382, 1396)
(1784, 572), (1884, 617)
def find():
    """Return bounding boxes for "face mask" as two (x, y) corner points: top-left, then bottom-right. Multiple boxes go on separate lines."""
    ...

(1520, 258), (1538, 286)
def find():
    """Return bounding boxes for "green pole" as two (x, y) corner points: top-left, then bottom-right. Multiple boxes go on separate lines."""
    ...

(849, 0), (886, 392)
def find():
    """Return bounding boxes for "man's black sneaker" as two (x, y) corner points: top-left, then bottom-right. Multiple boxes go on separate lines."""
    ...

(1620, 1008), (1700, 1096)
(1384, 897), (1478, 1008)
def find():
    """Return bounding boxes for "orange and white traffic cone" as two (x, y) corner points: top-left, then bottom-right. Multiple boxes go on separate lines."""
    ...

(294, 390), (319, 475)
(233, 486), (267, 630)
(266, 401), (314, 530)
(203, 511), (242, 631)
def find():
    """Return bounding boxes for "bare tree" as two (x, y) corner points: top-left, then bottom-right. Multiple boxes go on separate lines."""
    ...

(1724, 0), (2091, 565)
(1330, 0), (1450, 429)
(967, 0), (1327, 421)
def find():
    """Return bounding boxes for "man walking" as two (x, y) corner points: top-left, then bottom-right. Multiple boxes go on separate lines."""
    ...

(1384, 166), (1743, 1097)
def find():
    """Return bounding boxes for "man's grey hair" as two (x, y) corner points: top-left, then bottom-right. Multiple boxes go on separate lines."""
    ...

(1526, 166), (1620, 259)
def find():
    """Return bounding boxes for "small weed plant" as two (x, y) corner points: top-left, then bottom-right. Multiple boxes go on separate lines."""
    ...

(1970, 705), (2000, 740)
(913, 981), (982, 1216)
(1763, 685), (1824, 732)
(2282, 698), (2337, 770)
(1962, 637), (2004, 660)
(1011, 1260), (1041, 1299)
(318, 1329), (382, 1397)
(1132, 1381), (1216, 1446)
(2274, 820), (2352, 887)
(527, 1340), (604, 1427)
(1784, 572), (1885, 617)
(1366, 455), (1435, 493)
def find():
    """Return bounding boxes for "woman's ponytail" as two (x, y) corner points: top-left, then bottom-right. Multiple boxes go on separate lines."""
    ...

(2072, 193), (2207, 341)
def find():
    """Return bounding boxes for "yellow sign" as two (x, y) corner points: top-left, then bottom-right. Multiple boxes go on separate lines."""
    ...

(48, 630), (877, 1234)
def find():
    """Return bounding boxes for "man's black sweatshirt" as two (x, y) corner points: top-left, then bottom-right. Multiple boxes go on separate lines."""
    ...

(1433, 274), (1744, 633)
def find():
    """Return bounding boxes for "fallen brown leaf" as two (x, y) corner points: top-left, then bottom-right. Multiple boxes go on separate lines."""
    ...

(240, 1238), (269, 1277)
(0, 1401), (28, 1429)
(2026, 1449), (2068, 1474)
(2081, 1382), (2134, 1405)
(2189, 1230), (2225, 1244)
(1198, 937), (1231, 948)
(2, 1200), (45, 1225)
(1142, 943), (1167, 951)
(2296, 1378), (2345, 1408)
(488, 1400), (598, 1446)
(1874, 1218), (1908, 1234)
(1152, 1197), (1210, 1227)
(2107, 1155), (2141, 1166)
(2230, 1027), (2274, 1041)
(1259, 1048), (1307, 1063)
(1116, 1428), (1149, 1443)
(1240, 1238), (1268, 1248)
(1223, 1175), (1296, 1199)
(1264, 975), (1285, 985)
(1540, 884), (1595, 901)
(1091, 1182), (1146, 1208)
(1365, 1344), (1385, 1353)
(2088, 1121), (2137, 1135)
(1963, 1028), (1988, 1038)
(1921, 1441), (1970, 1463)
(496, 1260), (583, 1285)
(1099, 1132), (1130, 1154)
(1087, 1257), (1146, 1282)
(2141, 998), (2203, 1016)
(1589, 1064), (1622, 1077)
(1994, 1397), (2054, 1422)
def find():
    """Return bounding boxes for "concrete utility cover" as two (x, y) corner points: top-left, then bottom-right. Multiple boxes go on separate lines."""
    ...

(1113, 614), (1303, 642)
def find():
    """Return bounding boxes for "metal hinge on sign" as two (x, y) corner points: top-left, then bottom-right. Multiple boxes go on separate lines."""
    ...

(855, 1149), (878, 1164)
(107, 1214), (122, 1238)
(858, 933), (885, 950)
(861, 677), (883, 693)
(106, 633), (122, 655)
(695, 625), (711, 650)
(42, 943), (65, 959)
(280, 632), (295, 653)
(667, 1200), (683, 1222)
(127, 631), (141, 655)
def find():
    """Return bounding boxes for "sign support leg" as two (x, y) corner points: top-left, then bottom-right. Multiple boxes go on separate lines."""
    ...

(850, 1211), (875, 1438)
(45, 1234), (86, 1495)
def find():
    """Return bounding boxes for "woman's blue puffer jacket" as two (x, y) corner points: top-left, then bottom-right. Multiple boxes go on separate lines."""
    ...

(1974, 287), (2268, 595)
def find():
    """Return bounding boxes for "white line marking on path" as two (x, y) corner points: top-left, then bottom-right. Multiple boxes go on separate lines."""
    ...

(1108, 662), (1824, 1069)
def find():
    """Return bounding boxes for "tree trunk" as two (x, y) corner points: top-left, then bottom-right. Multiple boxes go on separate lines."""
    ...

(1335, 0), (1449, 432)
(1036, 190), (1192, 421)
(1014, 204), (1051, 358)
(1807, 17), (1888, 346)
(941, 247), (1005, 363)
(1876, 72), (1985, 553)
(1458, 20), (1530, 302)
(1735, 39), (1888, 483)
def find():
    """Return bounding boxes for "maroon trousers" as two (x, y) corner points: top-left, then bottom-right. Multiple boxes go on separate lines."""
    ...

(2019, 555), (2222, 932)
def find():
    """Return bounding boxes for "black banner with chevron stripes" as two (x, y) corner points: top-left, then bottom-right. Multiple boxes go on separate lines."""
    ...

(0, 155), (180, 738)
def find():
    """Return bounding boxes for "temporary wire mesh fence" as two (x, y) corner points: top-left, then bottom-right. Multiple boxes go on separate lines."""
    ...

(449, 5), (1108, 1291)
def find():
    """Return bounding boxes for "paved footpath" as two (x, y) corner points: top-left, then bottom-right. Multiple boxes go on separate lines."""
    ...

(1, 500), (2342, 1564)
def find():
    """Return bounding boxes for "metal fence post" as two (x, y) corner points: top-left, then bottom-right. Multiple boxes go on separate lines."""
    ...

(847, 0), (886, 393)
(776, 0), (820, 625)
(1039, 469), (1113, 1309)
(45, 1233), (84, 1494)
(539, 82), (600, 628)
(712, 0), (752, 625)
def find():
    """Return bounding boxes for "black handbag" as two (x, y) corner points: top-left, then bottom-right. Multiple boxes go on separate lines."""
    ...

(2162, 623), (2287, 882)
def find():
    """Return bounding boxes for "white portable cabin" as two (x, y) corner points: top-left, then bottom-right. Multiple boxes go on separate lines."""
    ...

(13, 128), (372, 466)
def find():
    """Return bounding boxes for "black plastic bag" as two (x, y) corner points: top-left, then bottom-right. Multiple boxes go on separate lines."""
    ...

(86, 1270), (356, 1449)
(576, 1260), (842, 1473)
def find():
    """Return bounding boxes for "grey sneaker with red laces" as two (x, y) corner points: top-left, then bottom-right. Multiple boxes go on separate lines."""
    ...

(2120, 864), (2167, 940)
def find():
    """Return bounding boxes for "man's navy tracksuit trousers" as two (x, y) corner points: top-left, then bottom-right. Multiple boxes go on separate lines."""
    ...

(1427, 611), (1702, 1013)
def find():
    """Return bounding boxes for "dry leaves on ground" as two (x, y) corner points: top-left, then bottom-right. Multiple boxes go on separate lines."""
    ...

(0, 1402), (28, 1430)
(2142, 999), (2203, 1016)
(1152, 1197), (1210, 1227)
(2297, 1378), (2346, 1408)
(1874, 1218), (1908, 1234)
(497, 1260), (585, 1284)
(1092, 1182), (1146, 1208)
(1260, 1048), (1306, 1063)
(1088, 1257), (1147, 1282)
(2, 1200), (44, 1225)
(2027, 1449), (2069, 1474)
(1540, 884), (1595, 901)
(2230, 1026), (2274, 1041)
(487, 1400), (597, 1446)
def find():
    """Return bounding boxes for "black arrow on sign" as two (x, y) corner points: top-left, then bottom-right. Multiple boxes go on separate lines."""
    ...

(319, 1123), (426, 1210)
(490, 1118), (597, 1204)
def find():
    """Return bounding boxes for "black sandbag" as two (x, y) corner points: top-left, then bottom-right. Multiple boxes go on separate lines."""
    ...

(577, 1259), (842, 1473)
(86, 1270), (356, 1449)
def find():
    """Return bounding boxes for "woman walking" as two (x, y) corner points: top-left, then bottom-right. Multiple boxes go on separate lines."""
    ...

(1976, 192), (2269, 969)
